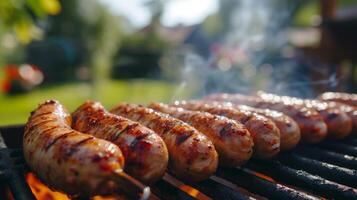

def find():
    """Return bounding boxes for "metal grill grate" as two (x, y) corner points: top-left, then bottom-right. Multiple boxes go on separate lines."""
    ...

(1, 125), (356, 200)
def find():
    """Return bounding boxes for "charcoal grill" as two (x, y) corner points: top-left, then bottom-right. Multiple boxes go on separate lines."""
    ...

(1, 125), (357, 200)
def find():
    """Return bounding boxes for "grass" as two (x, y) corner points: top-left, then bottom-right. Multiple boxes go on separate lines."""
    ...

(0, 79), (191, 126)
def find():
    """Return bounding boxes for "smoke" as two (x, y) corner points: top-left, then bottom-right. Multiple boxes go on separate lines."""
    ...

(163, 0), (337, 99)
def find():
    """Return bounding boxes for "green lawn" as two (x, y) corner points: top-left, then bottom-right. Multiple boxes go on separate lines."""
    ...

(0, 79), (191, 126)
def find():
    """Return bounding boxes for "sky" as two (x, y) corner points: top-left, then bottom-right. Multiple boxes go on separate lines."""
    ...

(99, 0), (219, 28)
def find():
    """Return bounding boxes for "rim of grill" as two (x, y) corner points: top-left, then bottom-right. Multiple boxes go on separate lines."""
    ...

(1, 125), (356, 200)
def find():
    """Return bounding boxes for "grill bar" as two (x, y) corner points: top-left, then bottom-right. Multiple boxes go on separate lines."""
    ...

(248, 159), (357, 200)
(182, 176), (252, 200)
(277, 153), (357, 187)
(294, 146), (357, 170)
(319, 142), (357, 157)
(0, 133), (35, 200)
(216, 167), (318, 200)
(151, 178), (196, 200)
(345, 138), (357, 146)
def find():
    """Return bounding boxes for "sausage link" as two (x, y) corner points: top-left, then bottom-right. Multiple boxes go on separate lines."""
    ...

(110, 103), (218, 181)
(149, 102), (254, 166)
(324, 101), (357, 135)
(319, 92), (357, 107)
(223, 104), (300, 151)
(205, 93), (328, 143)
(256, 92), (352, 140)
(72, 101), (169, 184)
(172, 100), (280, 159)
(23, 100), (125, 196)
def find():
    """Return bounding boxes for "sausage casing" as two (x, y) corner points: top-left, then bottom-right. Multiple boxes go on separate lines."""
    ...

(325, 101), (357, 135)
(172, 100), (280, 159)
(319, 92), (357, 107)
(149, 102), (254, 166)
(110, 103), (218, 181)
(205, 93), (328, 143)
(256, 92), (352, 139)
(226, 104), (300, 151)
(72, 101), (169, 184)
(23, 100), (125, 196)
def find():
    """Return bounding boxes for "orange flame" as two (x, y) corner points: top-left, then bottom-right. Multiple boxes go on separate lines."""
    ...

(26, 173), (69, 200)
(25, 173), (124, 200)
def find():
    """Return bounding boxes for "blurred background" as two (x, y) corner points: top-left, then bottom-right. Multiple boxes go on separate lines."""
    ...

(0, 0), (356, 125)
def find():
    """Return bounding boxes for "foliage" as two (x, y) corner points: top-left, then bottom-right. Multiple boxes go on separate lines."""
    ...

(25, 0), (122, 87)
(0, 0), (61, 44)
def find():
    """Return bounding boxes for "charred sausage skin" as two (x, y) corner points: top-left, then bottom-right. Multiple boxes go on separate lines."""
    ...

(110, 103), (218, 182)
(205, 93), (328, 143)
(149, 102), (253, 166)
(23, 100), (125, 197)
(209, 103), (301, 151)
(256, 92), (352, 140)
(172, 100), (280, 159)
(72, 101), (169, 184)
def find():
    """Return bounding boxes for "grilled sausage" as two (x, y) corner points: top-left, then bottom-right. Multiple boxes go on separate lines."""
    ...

(319, 92), (357, 107)
(256, 92), (352, 140)
(23, 100), (128, 197)
(224, 104), (300, 151)
(149, 102), (254, 166)
(205, 93), (328, 143)
(172, 100), (280, 159)
(72, 101), (169, 184)
(110, 103), (218, 181)
(324, 101), (357, 135)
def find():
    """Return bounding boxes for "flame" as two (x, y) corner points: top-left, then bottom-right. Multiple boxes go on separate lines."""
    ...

(26, 173), (69, 200)
(25, 173), (123, 200)
(162, 174), (211, 200)
(242, 168), (276, 182)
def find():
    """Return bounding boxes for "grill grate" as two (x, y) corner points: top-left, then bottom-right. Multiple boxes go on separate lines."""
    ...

(0, 125), (356, 200)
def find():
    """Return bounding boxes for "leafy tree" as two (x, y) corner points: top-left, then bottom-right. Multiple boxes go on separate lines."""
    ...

(0, 0), (61, 67)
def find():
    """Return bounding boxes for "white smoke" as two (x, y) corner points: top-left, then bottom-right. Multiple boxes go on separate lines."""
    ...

(163, 0), (337, 99)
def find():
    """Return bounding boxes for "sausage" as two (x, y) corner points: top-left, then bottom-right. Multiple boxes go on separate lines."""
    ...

(172, 100), (280, 159)
(319, 92), (357, 107)
(225, 104), (300, 151)
(23, 100), (147, 198)
(110, 103), (218, 181)
(256, 92), (352, 140)
(205, 93), (328, 143)
(324, 101), (357, 135)
(149, 102), (254, 166)
(72, 101), (169, 184)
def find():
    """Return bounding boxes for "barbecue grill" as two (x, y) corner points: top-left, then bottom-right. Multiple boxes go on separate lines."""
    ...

(1, 125), (356, 200)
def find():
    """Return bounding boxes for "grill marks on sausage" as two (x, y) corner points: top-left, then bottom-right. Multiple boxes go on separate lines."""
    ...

(44, 131), (77, 151)
(175, 128), (194, 145)
(63, 137), (95, 160)
(129, 133), (149, 149)
(31, 111), (53, 119)
(28, 119), (58, 132)
(219, 122), (234, 138)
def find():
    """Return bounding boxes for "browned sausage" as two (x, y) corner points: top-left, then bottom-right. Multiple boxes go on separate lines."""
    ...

(205, 93), (328, 143)
(23, 100), (149, 199)
(110, 103), (218, 181)
(172, 100), (280, 159)
(220, 103), (300, 151)
(149, 102), (254, 166)
(256, 92), (352, 139)
(72, 101), (169, 184)
(319, 92), (357, 107)
(324, 101), (357, 135)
